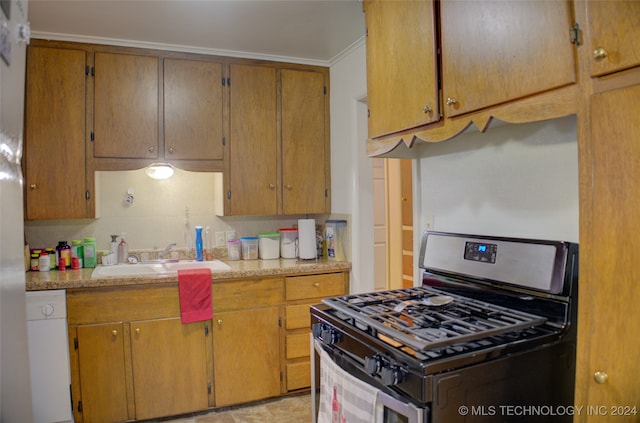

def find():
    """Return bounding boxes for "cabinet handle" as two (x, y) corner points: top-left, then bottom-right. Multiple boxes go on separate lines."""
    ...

(30, 184), (37, 190)
(446, 97), (458, 106)
(594, 371), (608, 384)
(269, 184), (276, 190)
(112, 330), (118, 336)
(217, 319), (223, 326)
(135, 328), (140, 334)
(168, 146), (175, 154)
(148, 146), (155, 153)
(593, 47), (608, 61)
(286, 184), (293, 190)
(422, 105), (433, 114)
(313, 282), (320, 287)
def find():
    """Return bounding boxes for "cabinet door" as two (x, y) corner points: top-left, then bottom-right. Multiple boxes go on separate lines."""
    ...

(364, 0), (438, 139)
(578, 82), (640, 415)
(76, 323), (128, 423)
(164, 59), (224, 160)
(24, 46), (88, 220)
(281, 69), (328, 214)
(212, 307), (281, 406)
(228, 64), (278, 215)
(440, 0), (576, 117)
(130, 318), (209, 420)
(94, 52), (159, 158)
(586, 1), (640, 77)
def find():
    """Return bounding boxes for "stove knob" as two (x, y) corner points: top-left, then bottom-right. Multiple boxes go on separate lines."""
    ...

(364, 355), (382, 375)
(380, 365), (406, 386)
(311, 323), (325, 338)
(321, 327), (343, 345)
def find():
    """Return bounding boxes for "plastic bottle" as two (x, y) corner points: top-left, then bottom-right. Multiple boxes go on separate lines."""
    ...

(56, 241), (71, 269)
(39, 252), (50, 272)
(71, 240), (84, 269)
(110, 235), (118, 256)
(118, 232), (128, 264)
(195, 226), (204, 261)
(83, 237), (97, 268)
(45, 248), (56, 270)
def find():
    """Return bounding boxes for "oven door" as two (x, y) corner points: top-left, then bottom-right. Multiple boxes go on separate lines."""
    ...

(312, 336), (425, 423)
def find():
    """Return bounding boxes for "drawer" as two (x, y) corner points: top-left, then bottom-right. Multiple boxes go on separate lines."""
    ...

(285, 303), (313, 330)
(213, 278), (284, 312)
(286, 360), (311, 391)
(285, 273), (346, 301)
(286, 333), (311, 359)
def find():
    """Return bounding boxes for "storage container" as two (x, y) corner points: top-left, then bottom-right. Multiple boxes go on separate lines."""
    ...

(279, 228), (298, 258)
(325, 220), (347, 261)
(226, 239), (241, 261)
(258, 232), (280, 259)
(240, 237), (259, 260)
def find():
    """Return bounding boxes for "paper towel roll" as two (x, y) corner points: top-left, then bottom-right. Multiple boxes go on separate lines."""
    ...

(298, 219), (316, 259)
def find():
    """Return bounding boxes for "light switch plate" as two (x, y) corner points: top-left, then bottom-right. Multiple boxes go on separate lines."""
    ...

(0, 21), (11, 65)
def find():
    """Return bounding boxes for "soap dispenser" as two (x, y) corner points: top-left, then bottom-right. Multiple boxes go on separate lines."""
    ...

(118, 232), (128, 264)
(110, 235), (119, 256)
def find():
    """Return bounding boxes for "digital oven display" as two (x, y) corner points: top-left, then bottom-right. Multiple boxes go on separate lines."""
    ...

(464, 242), (497, 264)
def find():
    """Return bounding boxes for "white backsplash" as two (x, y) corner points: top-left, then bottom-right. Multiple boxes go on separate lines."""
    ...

(24, 168), (322, 252)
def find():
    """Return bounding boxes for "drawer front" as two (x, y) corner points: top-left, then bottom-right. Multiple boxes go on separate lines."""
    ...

(286, 360), (311, 391)
(213, 278), (284, 312)
(285, 303), (313, 330)
(286, 333), (311, 359)
(285, 273), (346, 301)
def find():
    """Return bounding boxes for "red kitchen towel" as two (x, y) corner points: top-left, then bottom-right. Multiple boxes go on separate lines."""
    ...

(178, 268), (213, 324)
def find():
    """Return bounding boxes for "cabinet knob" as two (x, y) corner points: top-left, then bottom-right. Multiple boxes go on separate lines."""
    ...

(30, 184), (37, 190)
(135, 328), (141, 334)
(269, 184), (276, 190)
(286, 184), (293, 190)
(313, 282), (320, 287)
(217, 319), (223, 326)
(168, 146), (175, 154)
(446, 97), (458, 106)
(593, 47), (608, 61)
(112, 330), (118, 336)
(148, 146), (155, 153)
(594, 371), (608, 384)
(422, 105), (433, 114)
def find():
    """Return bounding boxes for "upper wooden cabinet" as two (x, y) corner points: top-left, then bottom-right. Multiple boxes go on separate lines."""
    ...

(365, 0), (579, 156)
(24, 45), (92, 220)
(585, 0), (640, 77)
(227, 64), (278, 216)
(281, 69), (329, 215)
(440, 0), (576, 118)
(93, 51), (160, 159)
(163, 58), (224, 161)
(363, 0), (439, 139)
(226, 65), (330, 216)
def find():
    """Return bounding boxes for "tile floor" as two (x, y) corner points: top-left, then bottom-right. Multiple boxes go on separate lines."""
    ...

(153, 393), (312, 423)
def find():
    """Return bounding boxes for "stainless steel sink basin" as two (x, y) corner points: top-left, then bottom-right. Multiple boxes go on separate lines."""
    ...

(91, 260), (231, 278)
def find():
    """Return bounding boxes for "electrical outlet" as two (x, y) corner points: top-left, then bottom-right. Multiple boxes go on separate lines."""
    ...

(215, 231), (226, 247)
(425, 215), (435, 231)
(225, 231), (236, 241)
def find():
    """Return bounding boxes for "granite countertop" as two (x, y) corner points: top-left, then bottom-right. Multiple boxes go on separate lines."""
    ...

(25, 258), (352, 291)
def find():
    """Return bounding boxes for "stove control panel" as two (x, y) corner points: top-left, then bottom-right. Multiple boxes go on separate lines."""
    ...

(464, 241), (497, 264)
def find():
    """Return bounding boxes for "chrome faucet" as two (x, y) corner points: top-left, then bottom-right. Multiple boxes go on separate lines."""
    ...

(158, 243), (177, 259)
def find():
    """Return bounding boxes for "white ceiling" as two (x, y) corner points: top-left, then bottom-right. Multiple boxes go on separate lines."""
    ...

(27, 0), (366, 65)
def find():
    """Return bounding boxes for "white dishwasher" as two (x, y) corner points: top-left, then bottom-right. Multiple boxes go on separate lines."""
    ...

(26, 290), (73, 423)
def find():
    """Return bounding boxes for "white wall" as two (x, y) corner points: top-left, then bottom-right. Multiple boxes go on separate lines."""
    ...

(415, 116), (579, 277)
(329, 40), (370, 294)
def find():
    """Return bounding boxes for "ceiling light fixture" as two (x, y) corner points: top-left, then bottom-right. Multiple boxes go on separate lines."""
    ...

(145, 163), (174, 180)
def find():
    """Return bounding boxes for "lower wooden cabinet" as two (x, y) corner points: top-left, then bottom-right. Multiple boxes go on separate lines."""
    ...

(67, 287), (211, 423)
(66, 270), (349, 421)
(283, 273), (349, 391)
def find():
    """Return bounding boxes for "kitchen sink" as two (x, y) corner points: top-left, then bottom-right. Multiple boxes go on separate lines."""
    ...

(91, 260), (231, 278)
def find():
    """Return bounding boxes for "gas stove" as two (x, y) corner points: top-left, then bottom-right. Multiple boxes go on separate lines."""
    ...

(312, 232), (578, 421)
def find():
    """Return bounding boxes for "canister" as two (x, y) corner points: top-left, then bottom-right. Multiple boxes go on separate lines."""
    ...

(279, 228), (298, 258)
(258, 232), (280, 259)
(240, 237), (259, 260)
(226, 239), (241, 261)
(325, 220), (347, 261)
